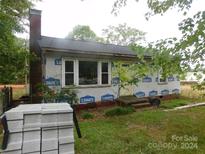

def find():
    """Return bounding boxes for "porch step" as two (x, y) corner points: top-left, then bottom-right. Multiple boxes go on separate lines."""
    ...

(131, 102), (151, 108)
(116, 96), (150, 106)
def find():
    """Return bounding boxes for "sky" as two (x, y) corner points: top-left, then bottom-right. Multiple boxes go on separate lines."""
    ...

(33, 0), (205, 42)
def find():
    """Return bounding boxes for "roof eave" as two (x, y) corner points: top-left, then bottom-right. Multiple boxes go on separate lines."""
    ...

(41, 47), (137, 58)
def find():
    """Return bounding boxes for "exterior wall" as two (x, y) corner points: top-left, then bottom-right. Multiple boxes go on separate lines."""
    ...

(44, 55), (62, 88)
(44, 54), (180, 104)
(133, 74), (180, 97)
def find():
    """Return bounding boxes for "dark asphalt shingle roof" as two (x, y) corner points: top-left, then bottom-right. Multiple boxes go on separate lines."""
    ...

(38, 36), (136, 57)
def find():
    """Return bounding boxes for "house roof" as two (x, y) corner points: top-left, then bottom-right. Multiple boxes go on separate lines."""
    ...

(38, 36), (137, 57)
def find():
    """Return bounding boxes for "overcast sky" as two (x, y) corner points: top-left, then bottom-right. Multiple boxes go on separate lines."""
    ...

(34, 0), (205, 42)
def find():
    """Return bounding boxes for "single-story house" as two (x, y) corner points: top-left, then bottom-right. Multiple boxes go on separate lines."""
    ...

(29, 9), (180, 103)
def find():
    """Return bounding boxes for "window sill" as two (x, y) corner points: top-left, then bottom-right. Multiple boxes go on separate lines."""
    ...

(157, 82), (168, 85)
(63, 84), (112, 89)
(77, 84), (112, 88)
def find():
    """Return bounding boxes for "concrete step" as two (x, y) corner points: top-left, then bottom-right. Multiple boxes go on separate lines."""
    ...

(131, 102), (151, 108)
(116, 96), (149, 105)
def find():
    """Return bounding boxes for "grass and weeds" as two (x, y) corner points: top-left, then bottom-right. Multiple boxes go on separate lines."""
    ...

(160, 98), (190, 109)
(75, 106), (205, 154)
(1, 84), (205, 154)
(105, 106), (135, 117)
(81, 112), (94, 119)
(181, 84), (205, 101)
(12, 87), (26, 100)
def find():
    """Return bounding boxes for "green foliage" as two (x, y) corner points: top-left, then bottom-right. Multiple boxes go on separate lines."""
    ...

(105, 106), (135, 116)
(56, 87), (78, 105)
(35, 83), (56, 102)
(103, 24), (147, 97)
(0, 0), (39, 84)
(177, 11), (205, 69)
(113, 43), (183, 97)
(81, 112), (94, 119)
(112, 0), (204, 73)
(0, 0), (34, 35)
(112, 60), (148, 97)
(35, 83), (78, 104)
(103, 23), (145, 46)
(147, 40), (184, 79)
(112, 0), (193, 17)
(192, 81), (205, 98)
(67, 25), (103, 41)
(0, 38), (32, 83)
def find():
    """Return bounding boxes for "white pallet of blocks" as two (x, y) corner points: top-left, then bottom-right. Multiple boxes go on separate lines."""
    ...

(1, 103), (74, 154)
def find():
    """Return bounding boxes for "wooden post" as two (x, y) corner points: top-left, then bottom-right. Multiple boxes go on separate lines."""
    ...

(72, 105), (82, 138)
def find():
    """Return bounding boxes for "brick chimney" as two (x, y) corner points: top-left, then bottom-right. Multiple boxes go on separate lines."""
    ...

(29, 9), (42, 103)
(29, 9), (41, 51)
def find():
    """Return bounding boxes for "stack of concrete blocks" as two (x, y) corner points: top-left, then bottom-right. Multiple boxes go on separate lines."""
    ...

(1, 103), (74, 154)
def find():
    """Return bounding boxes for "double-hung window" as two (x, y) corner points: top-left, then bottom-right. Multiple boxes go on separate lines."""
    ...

(65, 61), (74, 85)
(63, 60), (110, 87)
(101, 62), (109, 84)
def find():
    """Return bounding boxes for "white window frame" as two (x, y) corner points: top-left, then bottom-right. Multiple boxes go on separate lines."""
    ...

(62, 58), (111, 87)
(101, 61), (111, 85)
(62, 59), (75, 86)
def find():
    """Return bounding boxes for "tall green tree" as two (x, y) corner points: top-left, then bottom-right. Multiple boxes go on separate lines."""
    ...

(0, 0), (38, 84)
(103, 23), (145, 46)
(112, 0), (205, 70)
(0, 38), (31, 83)
(67, 25), (104, 42)
(103, 24), (148, 96)
(103, 23), (183, 96)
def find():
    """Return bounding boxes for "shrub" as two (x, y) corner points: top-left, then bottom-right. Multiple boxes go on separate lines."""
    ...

(81, 112), (94, 119)
(105, 106), (135, 117)
(35, 83), (78, 104)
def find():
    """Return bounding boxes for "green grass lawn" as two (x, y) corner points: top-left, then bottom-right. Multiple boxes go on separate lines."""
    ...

(75, 104), (205, 154)
(160, 98), (191, 109)
(0, 98), (204, 154)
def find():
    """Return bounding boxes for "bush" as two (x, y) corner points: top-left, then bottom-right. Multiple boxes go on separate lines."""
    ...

(81, 112), (94, 119)
(105, 106), (135, 117)
(35, 83), (78, 104)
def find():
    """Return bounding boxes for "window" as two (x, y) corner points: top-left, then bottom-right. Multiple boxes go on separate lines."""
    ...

(159, 76), (166, 82)
(79, 61), (97, 85)
(122, 63), (130, 67)
(102, 62), (108, 84)
(63, 60), (111, 87)
(157, 69), (167, 83)
(65, 61), (74, 85)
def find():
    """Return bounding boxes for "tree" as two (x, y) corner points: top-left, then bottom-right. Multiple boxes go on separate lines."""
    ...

(103, 23), (184, 97)
(112, 0), (193, 17)
(0, 0), (38, 84)
(103, 24), (148, 96)
(0, 38), (30, 84)
(112, 59), (149, 97)
(67, 25), (100, 41)
(112, 0), (204, 70)
(147, 40), (183, 79)
(102, 23), (145, 46)
(112, 0), (205, 76)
